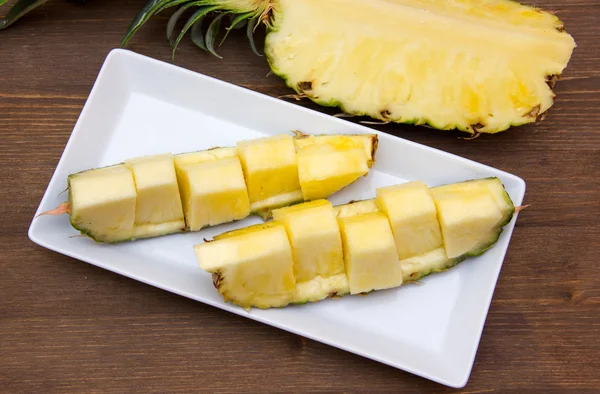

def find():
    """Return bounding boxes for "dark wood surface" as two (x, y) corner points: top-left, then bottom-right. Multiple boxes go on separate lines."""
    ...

(1, 1), (599, 392)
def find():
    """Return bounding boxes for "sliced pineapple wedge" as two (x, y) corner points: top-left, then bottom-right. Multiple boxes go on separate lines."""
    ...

(68, 165), (137, 243)
(272, 200), (349, 302)
(43, 132), (377, 243)
(195, 222), (297, 309)
(400, 248), (460, 283)
(125, 154), (186, 239)
(338, 211), (404, 294)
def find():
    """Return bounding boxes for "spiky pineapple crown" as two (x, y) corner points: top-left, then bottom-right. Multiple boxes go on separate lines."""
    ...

(121, 0), (274, 60)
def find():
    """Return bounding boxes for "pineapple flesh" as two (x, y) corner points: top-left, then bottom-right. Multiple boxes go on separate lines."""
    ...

(293, 134), (378, 168)
(296, 144), (368, 201)
(338, 211), (404, 294)
(375, 181), (443, 260)
(125, 154), (185, 239)
(272, 200), (349, 302)
(195, 222), (297, 309)
(236, 134), (303, 215)
(174, 153), (251, 231)
(68, 165), (137, 243)
(263, 0), (576, 133)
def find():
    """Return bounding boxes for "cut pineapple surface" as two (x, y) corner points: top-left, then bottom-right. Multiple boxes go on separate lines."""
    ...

(333, 199), (379, 218)
(68, 165), (137, 243)
(400, 248), (459, 283)
(175, 156), (250, 231)
(195, 222), (296, 309)
(125, 154), (185, 238)
(297, 145), (368, 201)
(236, 134), (303, 214)
(376, 181), (443, 260)
(293, 134), (378, 168)
(272, 200), (349, 301)
(264, 0), (575, 133)
(338, 212), (404, 294)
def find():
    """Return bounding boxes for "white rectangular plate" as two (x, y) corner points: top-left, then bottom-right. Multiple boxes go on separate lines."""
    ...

(29, 49), (525, 388)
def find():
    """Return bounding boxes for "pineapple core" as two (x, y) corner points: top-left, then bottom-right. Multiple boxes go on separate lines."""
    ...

(68, 164), (137, 243)
(376, 181), (443, 260)
(338, 211), (404, 294)
(272, 200), (349, 301)
(195, 222), (297, 309)
(175, 156), (251, 231)
(125, 154), (185, 239)
(296, 144), (368, 201)
(236, 134), (303, 214)
(432, 190), (503, 259)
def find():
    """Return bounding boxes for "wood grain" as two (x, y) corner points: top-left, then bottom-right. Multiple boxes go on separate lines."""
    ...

(1, 1), (599, 392)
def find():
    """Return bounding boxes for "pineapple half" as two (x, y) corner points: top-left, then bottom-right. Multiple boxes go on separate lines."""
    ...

(40, 132), (377, 243)
(122, 0), (576, 134)
(194, 177), (520, 309)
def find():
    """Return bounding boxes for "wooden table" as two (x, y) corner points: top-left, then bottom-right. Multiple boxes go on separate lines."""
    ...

(1, 1), (598, 392)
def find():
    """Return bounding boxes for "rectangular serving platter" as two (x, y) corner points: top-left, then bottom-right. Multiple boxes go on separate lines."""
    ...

(28, 48), (525, 388)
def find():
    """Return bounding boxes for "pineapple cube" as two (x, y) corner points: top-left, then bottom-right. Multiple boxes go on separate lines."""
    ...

(68, 164), (137, 243)
(125, 154), (185, 239)
(432, 190), (503, 258)
(272, 200), (348, 301)
(293, 134), (378, 168)
(236, 134), (303, 214)
(195, 222), (297, 309)
(375, 181), (443, 260)
(297, 144), (369, 201)
(338, 211), (403, 294)
(175, 156), (250, 231)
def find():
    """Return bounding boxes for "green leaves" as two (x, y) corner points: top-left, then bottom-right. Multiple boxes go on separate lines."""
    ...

(121, 0), (182, 47)
(0, 0), (50, 30)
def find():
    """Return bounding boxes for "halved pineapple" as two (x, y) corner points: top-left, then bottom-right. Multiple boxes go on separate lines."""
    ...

(236, 134), (303, 216)
(68, 165), (137, 243)
(272, 200), (349, 302)
(174, 155), (250, 231)
(125, 0), (575, 134)
(296, 144), (368, 201)
(195, 222), (297, 309)
(338, 211), (403, 294)
(125, 154), (185, 239)
(375, 181), (443, 260)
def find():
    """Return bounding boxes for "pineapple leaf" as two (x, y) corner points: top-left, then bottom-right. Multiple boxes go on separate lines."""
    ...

(190, 17), (207, 51)
(172, 5), (219, 61)
(205, 12), (228, 58)
(246, 16), (262, 57)
(219, 11), (254, 47)
(122, 0), (176, 47)
(156, 0), (191, 14)
(0, 0), (50, 30)
(167, 2), (203, 45)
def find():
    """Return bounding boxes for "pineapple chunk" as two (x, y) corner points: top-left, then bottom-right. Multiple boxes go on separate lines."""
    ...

(432, 190), (504, 259)
(272, 200), (348, 302)
(431, 177), (515, 224)
(236, 134), (303, 215)
(338, 211), (403, 294)
(375, 181), (443, 260)
(293, 274), (349, 304)
(296, 144), (369, 201)
(293, 134), (378, 167)
(125, 154), (185, 238)
(195, 222), (296, 309)
(175, 156), (250, 231)
(400, 248), (459, 283)
(68, 165), (136, 243)
(333, 199), (379, 218)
